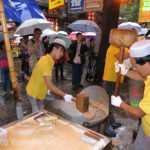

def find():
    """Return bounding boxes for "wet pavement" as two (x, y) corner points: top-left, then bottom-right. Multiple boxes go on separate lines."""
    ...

(0, 58), (141, 149)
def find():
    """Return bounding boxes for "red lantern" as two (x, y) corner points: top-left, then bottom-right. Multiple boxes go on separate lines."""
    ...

(88, 12), (95, 21)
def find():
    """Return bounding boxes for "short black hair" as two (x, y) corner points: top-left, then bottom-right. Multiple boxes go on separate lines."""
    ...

(47, 43), (65, 54)
(135, 54), (150, 65)
(90, 39), (94, 42)
(76, 32), (82, 38)
(34, 28), (41, 33)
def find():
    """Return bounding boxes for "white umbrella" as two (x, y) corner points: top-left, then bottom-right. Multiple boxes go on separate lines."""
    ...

(41, 28), (58, 37)
(58, 31), (68, 36)
(83, 32), (96, 36)
(14, 37), (23, 44)
(138, 28), (148, 35)
(118, 22), (141, 32)
(68, 20), (100, 33)
(15, 19), (52, 36)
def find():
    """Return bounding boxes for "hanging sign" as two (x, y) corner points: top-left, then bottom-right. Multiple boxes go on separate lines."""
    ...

(139, 0), (150, 22)
(49, 0), (64, 11)
(68, 0), (84, 13)
(84, 0), (103, 11)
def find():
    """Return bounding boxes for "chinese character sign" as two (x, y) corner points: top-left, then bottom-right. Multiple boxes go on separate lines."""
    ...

(139, 0), (150, 22)
(68, 0), (84, 13)
(49, 0), (64, 11)
(84, 0), (103, 11)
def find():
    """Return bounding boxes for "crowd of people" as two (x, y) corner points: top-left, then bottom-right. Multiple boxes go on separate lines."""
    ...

(18, 29), (95, 86)
(1, 27), (150, 149)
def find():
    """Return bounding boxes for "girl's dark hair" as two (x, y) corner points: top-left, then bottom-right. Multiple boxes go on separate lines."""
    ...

(135, 54), (150, 65)
(47, 43), (65, 54)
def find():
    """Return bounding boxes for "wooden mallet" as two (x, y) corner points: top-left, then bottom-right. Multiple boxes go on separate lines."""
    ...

(72, 93), (89, 113)
(109, 29), (138, 96)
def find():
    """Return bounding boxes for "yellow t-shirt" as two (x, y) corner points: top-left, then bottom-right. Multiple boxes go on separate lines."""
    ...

(139, 75), (150, 137)
(26, 54), (54, 100)
(103, 45), (129, 83)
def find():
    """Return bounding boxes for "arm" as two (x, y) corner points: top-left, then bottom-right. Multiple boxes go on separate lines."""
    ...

(126, 70), (146, 81)
(44, 76), (66, 98)
(114, 52), (130, 60)
(120, 102), (146, 118)
(115, 63), (146, 81)
(111, 95), (146, 118)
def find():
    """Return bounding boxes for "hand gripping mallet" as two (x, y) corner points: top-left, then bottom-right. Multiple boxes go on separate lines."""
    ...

(109, 29), (138, 96)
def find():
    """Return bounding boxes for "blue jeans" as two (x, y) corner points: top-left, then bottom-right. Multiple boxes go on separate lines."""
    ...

(1, 68), (12, 92)
(103, 81), (116, 125)
(55, 63), (64, 79)
(72, 63), (83, 86)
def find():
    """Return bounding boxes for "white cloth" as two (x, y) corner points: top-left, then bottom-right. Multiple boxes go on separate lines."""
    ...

(73, 43), (81, 64)
(130, 40), (150, 58)
(115, 62), (128, 75)
(111, 95), (122, 107)
(64, 94), (73, 103)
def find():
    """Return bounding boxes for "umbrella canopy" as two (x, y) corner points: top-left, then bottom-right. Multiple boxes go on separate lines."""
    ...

(14, 37), (22, 44)
(118, 22), (141, 32)
(68, 20), (99, 33)
(138, 28), (148, 35)
(41, 28), (58, 38)
(67, 34), (77, 41)
(67, 31), (96, 41)
(83, 32), (96, 39)
(58, 31), (68, 36)
(15, 19), (52, 36)
(49, 34), (72, 49)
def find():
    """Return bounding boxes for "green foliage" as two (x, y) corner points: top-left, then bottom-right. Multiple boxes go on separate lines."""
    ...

(120, 0), (141, 22)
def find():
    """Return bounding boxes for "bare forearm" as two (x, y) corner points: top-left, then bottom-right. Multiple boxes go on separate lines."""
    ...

(126, 71), (146, 81)
(115, 52), (129, 59)
(120, 102), (145, 118)
(47, 84), (66, 98)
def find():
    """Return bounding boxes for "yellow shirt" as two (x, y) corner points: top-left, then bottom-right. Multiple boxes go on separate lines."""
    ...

(26, 54), (54, 100)
(103, 45), (128, 83)
(139, 75), (150, 137)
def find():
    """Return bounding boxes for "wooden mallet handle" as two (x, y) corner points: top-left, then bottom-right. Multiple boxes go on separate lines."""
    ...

(114, 47), (125, 96)
(72, 97), (76, 102)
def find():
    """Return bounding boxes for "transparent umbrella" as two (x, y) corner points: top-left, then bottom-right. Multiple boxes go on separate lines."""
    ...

(118, 22), (141, 32)
(41, 28), (58, 38)
(15, 19), (52, 36)
(68, 20), (100, 33)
